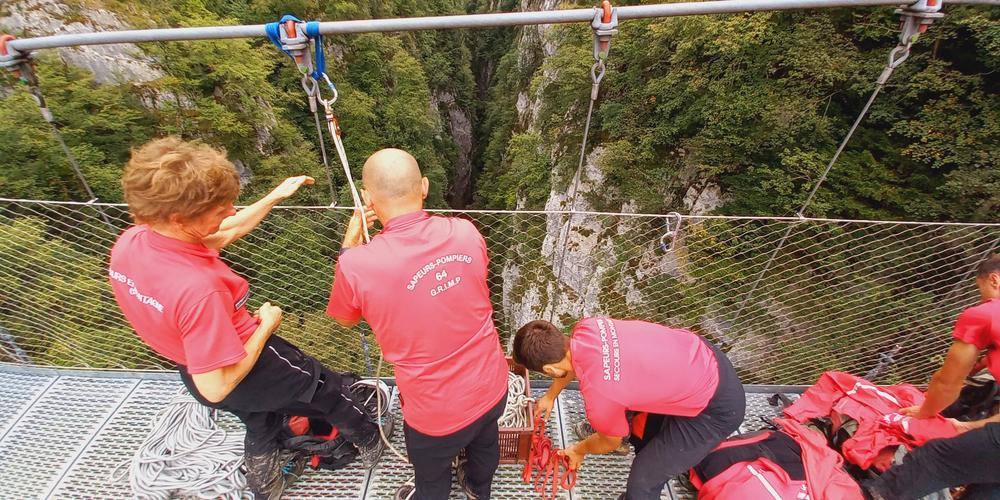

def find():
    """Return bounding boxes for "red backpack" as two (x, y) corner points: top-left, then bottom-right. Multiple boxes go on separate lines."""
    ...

(689, 419), (864, 500)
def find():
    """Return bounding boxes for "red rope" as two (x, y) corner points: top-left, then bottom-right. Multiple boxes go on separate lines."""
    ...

(522, 416), (577, 500)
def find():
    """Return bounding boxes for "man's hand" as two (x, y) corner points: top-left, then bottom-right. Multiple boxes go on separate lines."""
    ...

(561, 444), (585, 471)
(342, 207), (378, 249)
(193, 301), (283, 403)
(204, 176), (315, 250)
(535, 394), (555, 420)
(265, 176), (315, 204)
(949, 418), (978, 434)
(254, 302), (283, 335)
(900, 405), (940, 419)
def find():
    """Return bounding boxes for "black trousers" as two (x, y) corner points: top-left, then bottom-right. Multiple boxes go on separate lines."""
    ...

(179, 335), (378, 456)
(403, 394), (507, 500)
(868, 422), (1000, 500)
(625, 340), (747, 500)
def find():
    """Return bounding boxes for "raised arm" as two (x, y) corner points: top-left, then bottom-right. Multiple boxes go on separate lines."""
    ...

(203, 176), (314, 250)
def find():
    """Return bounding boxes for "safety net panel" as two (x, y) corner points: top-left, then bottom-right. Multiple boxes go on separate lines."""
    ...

(0, 198), (996, 385)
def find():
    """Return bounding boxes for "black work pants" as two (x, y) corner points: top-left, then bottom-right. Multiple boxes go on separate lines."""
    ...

(625, 340), (746, 500)
(868, 422), (1000, 500)
(179, 335), (378, 456)
(403, 394), (507, 500)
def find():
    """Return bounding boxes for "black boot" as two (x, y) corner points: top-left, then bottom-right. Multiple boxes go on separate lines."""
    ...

(454, 454), (478, 500)
(243, 449), (287, 499)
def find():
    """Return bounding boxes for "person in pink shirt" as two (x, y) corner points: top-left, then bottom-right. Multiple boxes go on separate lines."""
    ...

(327, 148), (509, 500)
(108, 137), (386, 499)
(512, 318), (746, 500)
(865, 254), (1000, 500)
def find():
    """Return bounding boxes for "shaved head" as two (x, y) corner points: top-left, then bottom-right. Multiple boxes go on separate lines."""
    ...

(362, 148), (424, 201)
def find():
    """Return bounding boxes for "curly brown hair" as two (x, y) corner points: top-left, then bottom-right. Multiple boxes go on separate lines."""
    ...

(122, 137), (240, 224)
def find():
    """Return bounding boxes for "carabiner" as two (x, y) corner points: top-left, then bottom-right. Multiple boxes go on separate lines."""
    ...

(319, 72), (339, 104)
(659, 212), (683, 252)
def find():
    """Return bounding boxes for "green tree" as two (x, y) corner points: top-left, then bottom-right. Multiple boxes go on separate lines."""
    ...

(0, 62), (156, 201)
(0, 217), (163, 368)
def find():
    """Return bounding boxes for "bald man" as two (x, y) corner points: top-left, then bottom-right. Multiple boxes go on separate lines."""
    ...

(326, 149), (509, 500)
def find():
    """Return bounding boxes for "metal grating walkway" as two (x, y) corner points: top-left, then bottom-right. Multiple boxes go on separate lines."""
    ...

(0, 365), (796, 499)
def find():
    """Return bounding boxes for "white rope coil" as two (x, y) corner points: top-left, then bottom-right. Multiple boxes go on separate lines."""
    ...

(498, 371), (533, 428)
(109, 389), (250, 500)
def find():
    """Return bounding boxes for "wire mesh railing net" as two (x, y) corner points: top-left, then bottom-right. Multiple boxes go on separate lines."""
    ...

(0, 198), (996, 384)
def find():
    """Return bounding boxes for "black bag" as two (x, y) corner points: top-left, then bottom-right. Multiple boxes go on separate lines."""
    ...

(278, 376), (392, 471)
(280, 415), (359, 470)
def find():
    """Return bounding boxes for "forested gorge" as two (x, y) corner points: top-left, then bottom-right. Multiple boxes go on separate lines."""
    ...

(0, 0), (997, 381)
(2, 0), (996, 217)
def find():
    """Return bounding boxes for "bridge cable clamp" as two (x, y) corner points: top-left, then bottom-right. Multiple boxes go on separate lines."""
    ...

(0, 35), (33, 82)
(590, 1), (618, 97)
(881, 0), (944, 83)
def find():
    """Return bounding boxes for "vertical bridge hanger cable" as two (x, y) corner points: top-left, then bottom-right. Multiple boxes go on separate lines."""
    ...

(548, 1), (619, 325)
(730, 0), (945, 326)
(1, 35), (117, 233)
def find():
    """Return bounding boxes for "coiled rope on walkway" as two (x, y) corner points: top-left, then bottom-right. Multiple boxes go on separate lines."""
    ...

(109, 389), (249, 500)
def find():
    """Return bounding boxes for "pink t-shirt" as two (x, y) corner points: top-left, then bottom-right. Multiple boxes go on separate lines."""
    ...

(952, 298), (1000, 380)
(327, 211), (508, 436)
(570, 318), (719, 437)
(108, 226), (258, 374)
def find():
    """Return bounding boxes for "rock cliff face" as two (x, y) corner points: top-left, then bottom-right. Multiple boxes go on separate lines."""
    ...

(494, 0), (629, 328)
(1, 0), (161, 84)
(433, 89), (476, 208)
(490, 0), (760, 371)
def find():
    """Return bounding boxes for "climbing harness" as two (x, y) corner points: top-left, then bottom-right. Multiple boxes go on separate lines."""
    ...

(109, 389), (248, 500)
(280, 378), (393, 470)
(1, 35), (116, 233)
(549, 1), (618, 323)
(732, 0), (944, 324)
(498, 371), (533, 428)
(522, 416), (577, 500)
(281, 415), (358, 470)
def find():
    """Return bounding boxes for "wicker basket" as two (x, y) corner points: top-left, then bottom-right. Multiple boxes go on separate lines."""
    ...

(499, 358), (534, 464)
